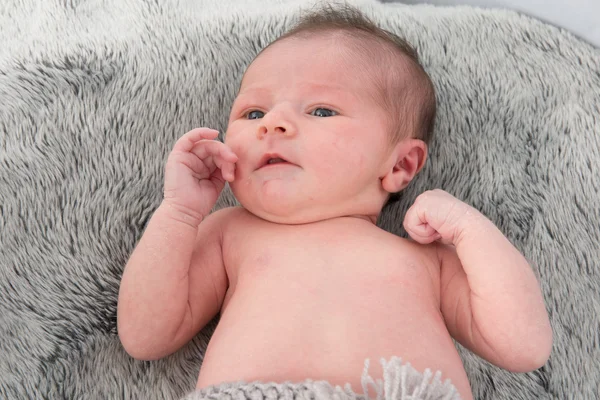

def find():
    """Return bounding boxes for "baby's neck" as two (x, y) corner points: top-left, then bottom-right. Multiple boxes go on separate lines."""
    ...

(345, 214), (377, 224)
(244, 207), (380, 226)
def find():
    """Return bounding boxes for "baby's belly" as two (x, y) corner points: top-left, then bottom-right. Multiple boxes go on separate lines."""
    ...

(196, 270), (471, 399)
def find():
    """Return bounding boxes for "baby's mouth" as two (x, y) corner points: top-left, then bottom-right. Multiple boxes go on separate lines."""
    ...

(257, 153), (296, 170)
(259, 159), (294, 169)
(266, 157), (287, 165)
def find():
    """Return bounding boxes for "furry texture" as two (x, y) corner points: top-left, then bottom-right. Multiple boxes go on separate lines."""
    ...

(1, 0), (599, 399)
(181, 357), (461, 400)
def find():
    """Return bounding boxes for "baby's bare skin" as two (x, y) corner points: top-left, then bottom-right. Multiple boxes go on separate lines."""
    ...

(117, 27), (552, 400)
(196, 207), (472, 399)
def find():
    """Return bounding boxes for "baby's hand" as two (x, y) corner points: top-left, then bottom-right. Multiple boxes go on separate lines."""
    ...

(403, 189), (482, 245)
(163, 128), (238, 223)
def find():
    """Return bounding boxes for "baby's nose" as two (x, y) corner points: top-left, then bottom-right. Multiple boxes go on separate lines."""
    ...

(256, 109), (296, 139)
(257, 125), (287, 138)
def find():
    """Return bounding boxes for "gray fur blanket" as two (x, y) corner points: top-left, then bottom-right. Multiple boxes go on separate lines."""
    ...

(1, 0), (599, 398)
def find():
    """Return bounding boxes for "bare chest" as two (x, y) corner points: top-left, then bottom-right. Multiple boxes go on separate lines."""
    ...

(220, 213), (441, 312)
(197, 210), (454, 392)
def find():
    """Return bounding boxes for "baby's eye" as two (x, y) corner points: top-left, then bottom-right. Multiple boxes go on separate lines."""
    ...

(310, 108), (337, 118)
(246, 110), (264, 120)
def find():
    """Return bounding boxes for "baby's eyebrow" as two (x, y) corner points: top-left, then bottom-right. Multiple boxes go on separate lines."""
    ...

(230, 91), (266, 111)
(233, 83), (361, 108)
(235, 86), (270, 99)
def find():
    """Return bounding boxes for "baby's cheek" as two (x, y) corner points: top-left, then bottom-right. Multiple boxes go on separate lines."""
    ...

(319, 139), (346, 171)
(224, 136), (246, 161)
(229, 143), (246, 158)
(334, 138), (366, 169)
(321, 145), (364, 180)
(328, 136), (353, 157)
(223, 131), (235, 148)
(316, 133), (366, 174)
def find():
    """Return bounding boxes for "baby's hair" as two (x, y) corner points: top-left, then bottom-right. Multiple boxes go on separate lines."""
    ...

(270, 2), (437, 150)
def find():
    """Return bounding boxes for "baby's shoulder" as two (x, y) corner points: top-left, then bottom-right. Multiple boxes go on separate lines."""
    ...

(379, 228), (435, 252)
(207, 205), (245, 225)
(387, 234), (442, 268)
(208, 206), (254, 234)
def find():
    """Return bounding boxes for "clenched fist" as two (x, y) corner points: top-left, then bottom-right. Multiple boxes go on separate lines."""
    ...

(403, 189), (483, 245)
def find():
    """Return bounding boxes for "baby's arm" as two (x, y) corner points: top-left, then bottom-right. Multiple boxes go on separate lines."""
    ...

(117, 128), (237, 360)
(404, 190), (552, 372)
(117, 204), (227, 360)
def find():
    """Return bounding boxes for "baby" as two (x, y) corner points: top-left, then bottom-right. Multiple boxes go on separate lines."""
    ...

(117, 4), (552, 400)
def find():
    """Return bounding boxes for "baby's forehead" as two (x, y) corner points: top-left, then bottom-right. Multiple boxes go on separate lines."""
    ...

(240, 33), (410, 97)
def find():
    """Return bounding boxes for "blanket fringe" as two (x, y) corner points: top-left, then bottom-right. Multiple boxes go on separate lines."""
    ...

(359, 357), (461, 400)
(181, 357), (461, 400)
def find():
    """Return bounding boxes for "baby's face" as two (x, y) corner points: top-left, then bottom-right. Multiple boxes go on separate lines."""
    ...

(225, 36), (394, 224)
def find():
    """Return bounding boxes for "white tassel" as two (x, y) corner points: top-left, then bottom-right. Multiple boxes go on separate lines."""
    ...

(359, 357), (462, 400)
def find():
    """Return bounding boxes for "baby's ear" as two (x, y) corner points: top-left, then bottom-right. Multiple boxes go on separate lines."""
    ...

(380, 139), (427, 193)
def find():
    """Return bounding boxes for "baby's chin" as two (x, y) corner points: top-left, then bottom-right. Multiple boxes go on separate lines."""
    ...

(229, 179), (381, 224)
(231, 187), (331, 225)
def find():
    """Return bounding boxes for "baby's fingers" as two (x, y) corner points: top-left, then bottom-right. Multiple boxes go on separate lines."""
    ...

(403, 205), (440, 244)
(191, 140), (237, 163)
(172, 128), (220, 153)
(405, 222), (441, 244)
(212, 148), (237, 182)
(190, 141), (238, 182)
(220, 161), (237, 182)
